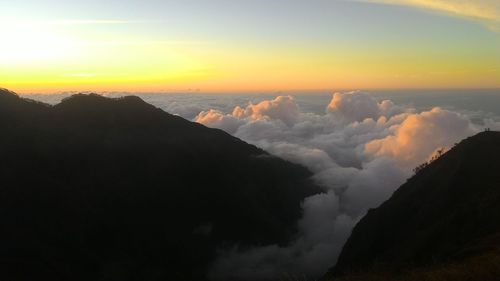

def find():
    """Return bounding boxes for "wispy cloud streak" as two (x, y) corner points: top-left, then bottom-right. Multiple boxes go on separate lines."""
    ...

(0, 18), (161, 26)
(354, 0), (500, 30)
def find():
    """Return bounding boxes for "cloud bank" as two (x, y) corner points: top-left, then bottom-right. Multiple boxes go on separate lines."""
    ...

(194, 91), (488, 280)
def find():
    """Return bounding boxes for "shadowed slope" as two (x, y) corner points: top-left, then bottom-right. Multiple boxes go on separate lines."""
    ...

(0, 89), (320, 281)
(325, 131), (500, 280)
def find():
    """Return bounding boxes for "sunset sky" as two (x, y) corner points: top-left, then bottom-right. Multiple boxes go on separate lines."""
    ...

(1, 0), (499, 93)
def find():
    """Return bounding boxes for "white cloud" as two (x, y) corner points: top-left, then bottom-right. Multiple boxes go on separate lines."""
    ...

(195, 109), (245, 134)
(197, 91), (485, 280)
(196, 95), (300, 128)
(233, 95), (301, 126)
(365, 107), (475, 168)
(326, 91), (402, 122)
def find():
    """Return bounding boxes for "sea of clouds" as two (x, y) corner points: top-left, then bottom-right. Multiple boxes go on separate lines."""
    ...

(26, 90), (500, 280)
(195, 91), (500, 280)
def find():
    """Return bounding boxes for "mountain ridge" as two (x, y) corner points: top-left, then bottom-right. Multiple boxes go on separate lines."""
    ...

(325, 130), (500, 280)
(0, 88), (321, 281)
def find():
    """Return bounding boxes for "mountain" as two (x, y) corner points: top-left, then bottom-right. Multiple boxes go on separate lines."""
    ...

(0, 89), (321, 281)
(325, 131), (500, 281)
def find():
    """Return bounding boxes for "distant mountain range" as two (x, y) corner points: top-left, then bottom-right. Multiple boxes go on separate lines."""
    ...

(325, 130), (500, 281)
(0, 89), (320, 281)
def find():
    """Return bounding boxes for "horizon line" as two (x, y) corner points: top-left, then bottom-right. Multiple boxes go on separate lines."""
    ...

(15, 87), (500, 95)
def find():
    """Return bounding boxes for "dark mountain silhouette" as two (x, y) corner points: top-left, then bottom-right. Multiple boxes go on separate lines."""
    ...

(325, 131), (500, 280)
(0, 89), (321, 281)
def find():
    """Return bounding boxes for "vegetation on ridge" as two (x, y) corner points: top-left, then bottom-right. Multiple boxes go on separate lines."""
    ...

(325, 131), (500, 281)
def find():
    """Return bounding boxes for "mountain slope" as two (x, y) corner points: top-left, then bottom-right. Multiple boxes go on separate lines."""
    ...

(0, 89), (321, 281)
(325, 131), (500, 280)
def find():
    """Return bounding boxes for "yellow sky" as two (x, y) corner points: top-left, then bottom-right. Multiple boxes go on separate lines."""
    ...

(1, 1), (499, 93)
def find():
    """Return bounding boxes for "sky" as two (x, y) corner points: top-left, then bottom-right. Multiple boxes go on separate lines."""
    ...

(1, 0), (499, 93)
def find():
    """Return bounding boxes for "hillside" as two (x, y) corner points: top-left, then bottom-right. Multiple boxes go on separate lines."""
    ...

(0, 89), (321, 281)
(325, 131), (500, 280)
